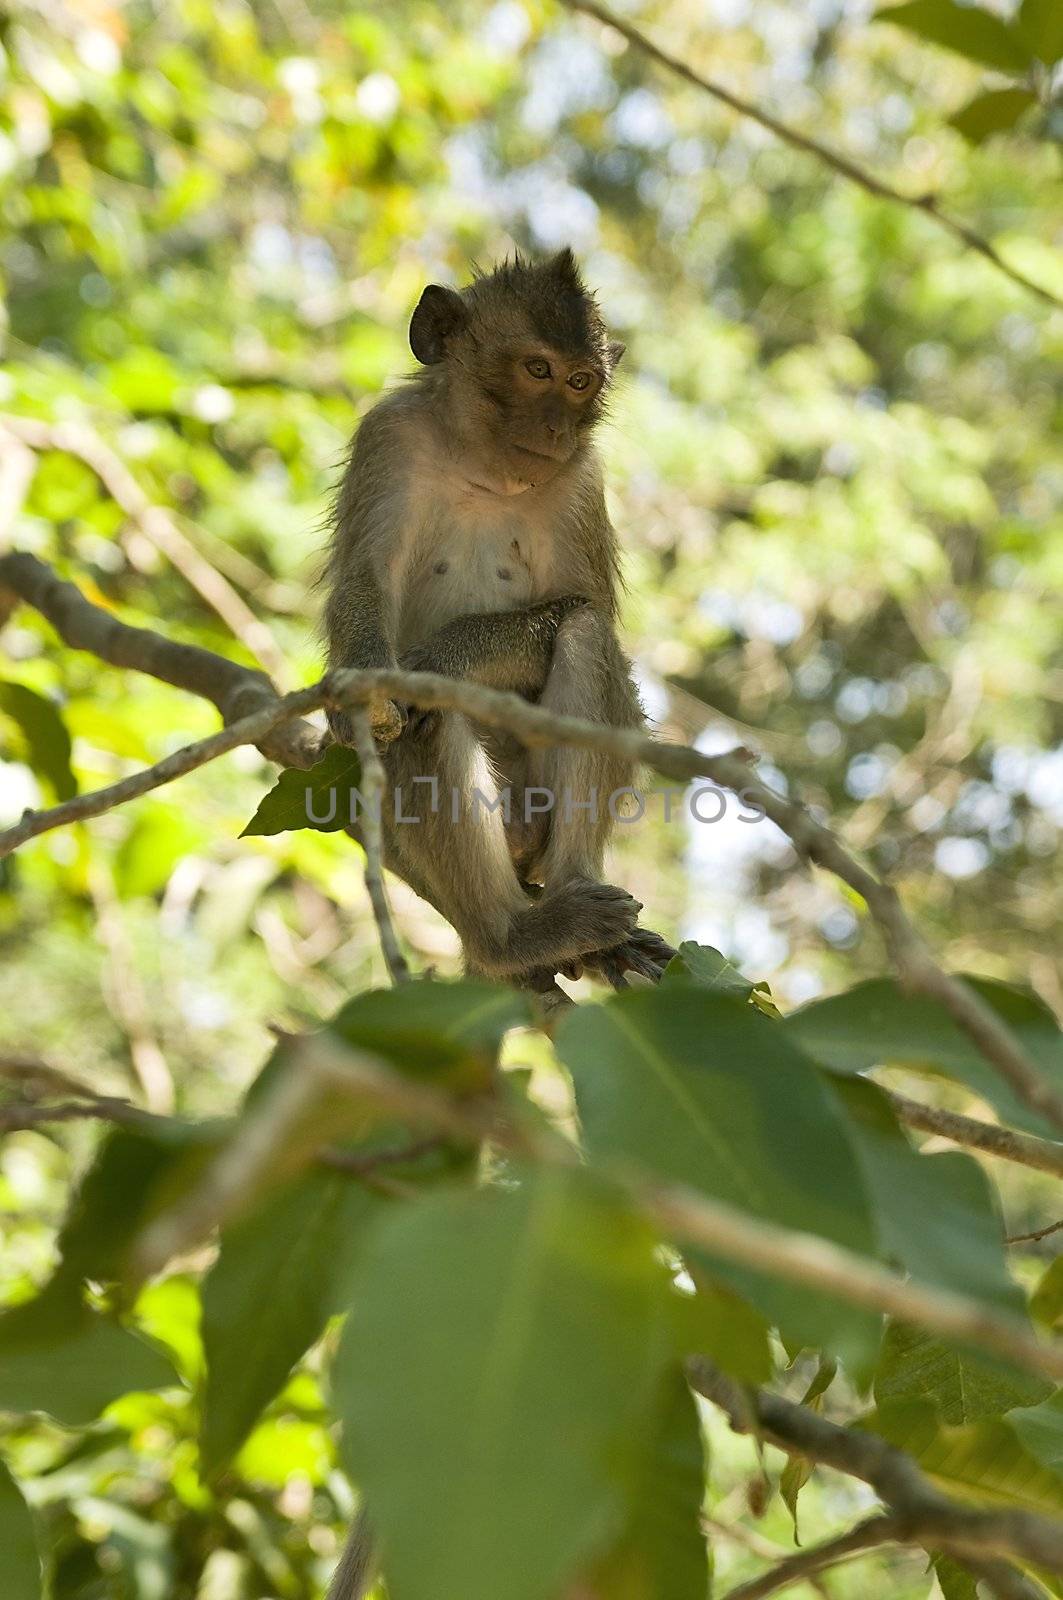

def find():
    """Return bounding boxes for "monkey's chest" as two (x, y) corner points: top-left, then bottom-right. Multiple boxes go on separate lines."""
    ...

(399, 514), (547, 647)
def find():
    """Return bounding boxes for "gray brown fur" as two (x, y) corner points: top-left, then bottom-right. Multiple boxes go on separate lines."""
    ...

(324, 250), (669, 986)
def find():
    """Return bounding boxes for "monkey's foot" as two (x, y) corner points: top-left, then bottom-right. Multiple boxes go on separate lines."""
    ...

(545, 877), (642, 959)
(582, 926), (677, 989)
(327, 699), (406, 749)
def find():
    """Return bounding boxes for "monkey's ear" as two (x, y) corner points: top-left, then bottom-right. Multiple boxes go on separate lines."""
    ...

(409, 284), (468, 365)
(608, 340), (626, 368)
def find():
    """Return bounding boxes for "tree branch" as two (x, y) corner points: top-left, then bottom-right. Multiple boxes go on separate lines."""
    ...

(690, 1359), (1063, 1576)
(4, 549), (1061, 1138)
(0, 415), (292, 686)
(0, 550), (322, 769)
(720, 1514), (904, 1600)
(885, 1090), (1063, 1178)
(562, 0), (1063, 313)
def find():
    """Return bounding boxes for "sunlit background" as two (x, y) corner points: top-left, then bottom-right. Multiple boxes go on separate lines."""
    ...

(0, 0), (1060, 1593)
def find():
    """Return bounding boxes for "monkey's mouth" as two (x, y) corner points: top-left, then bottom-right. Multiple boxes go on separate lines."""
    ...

(511, 442), (571, 465)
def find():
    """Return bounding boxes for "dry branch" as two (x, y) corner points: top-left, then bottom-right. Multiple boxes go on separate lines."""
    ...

(563, 0), (1063, 313)
(3, 547), (1062, 1139)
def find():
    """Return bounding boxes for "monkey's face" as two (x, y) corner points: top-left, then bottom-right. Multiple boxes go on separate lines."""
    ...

(408, 250), (624, 487)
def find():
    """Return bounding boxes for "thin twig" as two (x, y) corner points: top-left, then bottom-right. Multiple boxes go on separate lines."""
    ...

(720, 1514), (904, 1600)
(349, 707), (410, 985)
(563, 0), (1063, 313)
(3, 550), (1061, 1138)
(0, 416), (292, 685)
(885, 1091), (1063, 1179)
(0, 680), (328, 854)
(1007, 1219), (1063, 1246)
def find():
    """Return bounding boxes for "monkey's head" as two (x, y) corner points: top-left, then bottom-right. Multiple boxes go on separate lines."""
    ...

(408, 249), (623, 486)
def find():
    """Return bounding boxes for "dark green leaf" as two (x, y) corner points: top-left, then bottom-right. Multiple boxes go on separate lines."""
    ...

(831, 1078), (1024, 1313)
(0, 1458), (41, 1600)
(1019, 0), (1063, 63)
(557, 990), (879, 1367)
(875, 1322), (1049, 1424)
(200, 1169), (380, 1474)
(329, 978), (531, 1090)
(934, 1555), (979, 1600)
(680, 1280), (773, 1386)
(0, 1286), (177, 1426)
(785, 977), (1063, 1138)
(876, 0), (1033, 73)
(661, 943), (756, 998)
(0, 681), (76, 802)
(584, 1372), (709, 1600)
(240, 744), (362, 836)
(56, 1123), (224, 1292)
(333, 1171), (679, 1600)
(950, 87), (1038, 142)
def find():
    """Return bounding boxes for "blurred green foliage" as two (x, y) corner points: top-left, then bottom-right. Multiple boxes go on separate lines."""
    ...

(0, 0), (1061, 1595)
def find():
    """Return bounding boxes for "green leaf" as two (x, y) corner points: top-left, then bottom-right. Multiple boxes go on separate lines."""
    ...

(679, 1280), (773, 1386)
(557, 990), (880, 1367)
(0, 681), (76, 802)
(1032, 1259), (1063, 1332)
(56, 1123), (224, 1292)
(868, 1398), (1063, 1517)
(785, 977), (1063, 1138)
(0, 1459), (41, 1600)
(1006, 1389), (1063, 1473)
(876, 0), (1033, 73)
(831, 1078), (1024, 1313)
(875, 1322), (1049, 1424)
(332, 1171), (680, 1600)
(934, 1555), (979, 1600)
(661, 943), (756, 998)
(0, 1286), (177, 1426)
(330, 978), (532, 1090)
(1019, 0), (1063, 64)
(950, 86), (1038, 142)
(240, 744), (362, 836)
(780, 1359), (836, 1535)
(583, 1372), (709, 1600)
(200, 1169), (380, 1474)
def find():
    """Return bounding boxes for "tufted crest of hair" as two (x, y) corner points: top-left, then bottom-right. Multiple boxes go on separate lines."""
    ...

(410, 249), (621, 382)
(465, 248), (612, 365)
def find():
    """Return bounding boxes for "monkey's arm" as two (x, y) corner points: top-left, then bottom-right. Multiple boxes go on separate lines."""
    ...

(401, 596), (590, 697)
(325, 407), (409, 742)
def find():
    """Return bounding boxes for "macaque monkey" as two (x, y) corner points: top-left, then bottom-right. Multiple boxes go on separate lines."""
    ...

(324, 249), (673, 991)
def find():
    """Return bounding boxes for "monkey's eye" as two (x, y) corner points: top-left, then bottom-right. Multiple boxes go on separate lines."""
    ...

(567, 371), (593, 392)
(524, 358), (551, 380)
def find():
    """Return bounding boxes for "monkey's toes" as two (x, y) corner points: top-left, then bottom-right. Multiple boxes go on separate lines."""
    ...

(585, 926), (677, 986)
(326, 707), (356, 747)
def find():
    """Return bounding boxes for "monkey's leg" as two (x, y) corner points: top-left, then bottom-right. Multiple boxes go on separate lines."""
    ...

(382, 712), (639, 979)
(527, 610), (677, 983)
(529, 607), (643, 887)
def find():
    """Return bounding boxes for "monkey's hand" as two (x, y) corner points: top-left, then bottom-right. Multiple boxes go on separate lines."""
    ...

(327, 699), (407, 749)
